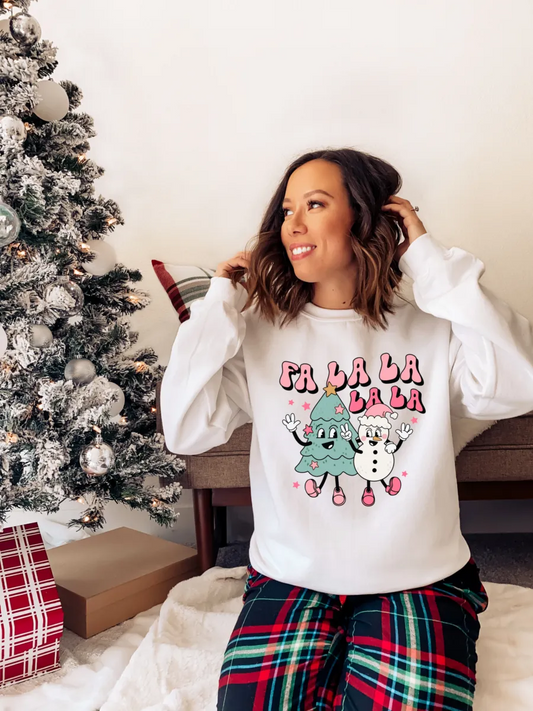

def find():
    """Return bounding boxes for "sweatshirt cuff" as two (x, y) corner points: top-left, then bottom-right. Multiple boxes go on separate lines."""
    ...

(206, 275), (249, 310)
(398, 232), (450, 280)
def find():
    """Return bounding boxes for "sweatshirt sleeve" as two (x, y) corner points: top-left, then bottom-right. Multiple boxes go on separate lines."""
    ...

(160, 276), (253, 455)
(398, 232), (533, 421)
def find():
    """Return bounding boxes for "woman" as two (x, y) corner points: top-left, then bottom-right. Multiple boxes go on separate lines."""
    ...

(161, 149), (533, 709)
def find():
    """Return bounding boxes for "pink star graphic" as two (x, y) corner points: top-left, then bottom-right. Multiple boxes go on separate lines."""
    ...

(401, 470), (408, 477)
(311, 461), (319, 469)
(335, 405), (344, 414)
(303, 424), (313, 435)
(411, 417), (418, 424)
(289, 400), (294, 405)
(302, 402), (311, 411)
(293, 481), (300, 488)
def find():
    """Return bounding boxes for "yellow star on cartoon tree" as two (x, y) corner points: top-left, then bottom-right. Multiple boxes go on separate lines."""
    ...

(323, 382), (337, 396)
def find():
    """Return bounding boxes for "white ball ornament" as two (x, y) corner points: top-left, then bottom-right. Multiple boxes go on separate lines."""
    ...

(30, 324), (53, 348)
(33, 80), (70, 122)
(0, 116), (27, 141)
(64, 358), (96, 385)
(107, 382), (125, 416)
(0, 324), (7, 357)
(83, 239), (116, 276)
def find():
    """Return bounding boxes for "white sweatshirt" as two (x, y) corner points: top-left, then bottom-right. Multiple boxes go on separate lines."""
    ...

(160, 232), (533, 595)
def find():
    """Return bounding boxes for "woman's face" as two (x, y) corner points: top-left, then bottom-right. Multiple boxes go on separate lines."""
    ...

(280, 159), (356, 284)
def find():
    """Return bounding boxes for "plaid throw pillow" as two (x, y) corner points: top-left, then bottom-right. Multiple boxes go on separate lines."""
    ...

(151, 261), (216, 323)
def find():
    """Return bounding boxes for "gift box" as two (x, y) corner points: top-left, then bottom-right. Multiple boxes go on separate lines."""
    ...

(0, 522), (64, 688)
(47, 526), (199, 638)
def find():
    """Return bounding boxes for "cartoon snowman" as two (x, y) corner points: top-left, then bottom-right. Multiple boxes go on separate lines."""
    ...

(340, 403), (413, 507)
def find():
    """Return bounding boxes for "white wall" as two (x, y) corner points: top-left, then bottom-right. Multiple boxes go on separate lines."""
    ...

(8, 0), (533, 542)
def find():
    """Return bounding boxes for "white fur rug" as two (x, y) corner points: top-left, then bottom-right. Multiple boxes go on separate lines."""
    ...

(1, 564), (532, 711)
(100, 566), (533, 711)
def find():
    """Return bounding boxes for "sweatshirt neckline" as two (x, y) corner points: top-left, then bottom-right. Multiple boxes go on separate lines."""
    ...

(300, 291), (409, 322)
(301, 301), (364, 322)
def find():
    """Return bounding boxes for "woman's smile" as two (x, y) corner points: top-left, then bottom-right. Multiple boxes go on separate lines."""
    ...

(290, 245), (317, 261)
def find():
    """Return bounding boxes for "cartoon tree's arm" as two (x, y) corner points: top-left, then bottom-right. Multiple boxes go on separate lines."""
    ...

(348, 439), (363, 454)
(282, 414), (311, 446)
(340, 424), (363, 453)
(293, 432), (312, 447)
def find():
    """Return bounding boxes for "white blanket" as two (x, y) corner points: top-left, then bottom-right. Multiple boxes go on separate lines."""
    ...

(100, 566), (533, 711)
(0, 605), (161, 711)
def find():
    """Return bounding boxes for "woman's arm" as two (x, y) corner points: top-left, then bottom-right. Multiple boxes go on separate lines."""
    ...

(160, 277), (253, 455)
(399, 233), (533, 420)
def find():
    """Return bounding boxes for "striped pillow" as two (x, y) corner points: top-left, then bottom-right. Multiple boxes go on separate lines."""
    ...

(151, 261), (216, 323)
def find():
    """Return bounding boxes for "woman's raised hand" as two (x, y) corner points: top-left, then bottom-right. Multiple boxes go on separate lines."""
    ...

(215, 251), (251, 280)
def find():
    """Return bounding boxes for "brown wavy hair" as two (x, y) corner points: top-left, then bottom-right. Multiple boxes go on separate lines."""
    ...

(228, 148), (410, 331)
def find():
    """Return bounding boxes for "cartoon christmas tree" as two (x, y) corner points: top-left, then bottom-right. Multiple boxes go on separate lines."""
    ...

(294, 382), (360, 477)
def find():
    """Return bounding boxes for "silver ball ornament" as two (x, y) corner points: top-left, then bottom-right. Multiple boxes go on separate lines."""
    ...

(30, 324), (53, 348)
(9, 12), (42, 46)
(0, 116), (27, 141)
(44, 276), (84, 316)
(80, 433), (115, 476)
(0, 202), (21, 248)
(64, 358), (96, 385)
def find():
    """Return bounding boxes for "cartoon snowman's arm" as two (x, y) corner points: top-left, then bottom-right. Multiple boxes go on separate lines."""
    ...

(386, 437), (404, 452)
(385, 423), (413, 453)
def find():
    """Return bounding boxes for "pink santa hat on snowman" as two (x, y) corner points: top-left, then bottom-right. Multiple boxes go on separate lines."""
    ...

(358, 403), (398, 429)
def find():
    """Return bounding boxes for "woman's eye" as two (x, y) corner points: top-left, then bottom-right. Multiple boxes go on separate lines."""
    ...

(282, 200), (323, 217)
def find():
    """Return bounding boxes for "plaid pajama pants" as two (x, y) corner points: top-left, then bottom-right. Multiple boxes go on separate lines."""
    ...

(217, 557), (489, 710)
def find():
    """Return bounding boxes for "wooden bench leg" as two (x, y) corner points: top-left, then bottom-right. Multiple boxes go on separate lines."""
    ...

(193, 488), (215, 573)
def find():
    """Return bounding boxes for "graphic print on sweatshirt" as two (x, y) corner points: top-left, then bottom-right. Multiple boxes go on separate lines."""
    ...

(280, 353), (426, 508)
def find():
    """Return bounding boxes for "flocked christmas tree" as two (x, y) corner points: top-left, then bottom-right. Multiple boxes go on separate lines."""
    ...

(0, 0), (185, 530)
